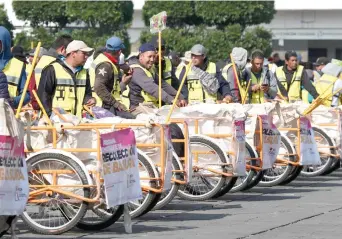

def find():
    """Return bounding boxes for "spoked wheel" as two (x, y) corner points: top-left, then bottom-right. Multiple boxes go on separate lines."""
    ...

(177, 136), (227, 201)
(153, 156), (183, 210)
(259, 136), (297, 187)
(127, 152), (161, 218)
(242, 143), (264, 191)
(301, 127), (336, 177)
(76, 185), (124, 231)
(213, 142), (256, 197)
(21, 153), (90, 235)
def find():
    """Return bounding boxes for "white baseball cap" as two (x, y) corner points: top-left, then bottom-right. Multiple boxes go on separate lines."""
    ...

(181, 51), (192, 62)
(66, 40), (93, 54)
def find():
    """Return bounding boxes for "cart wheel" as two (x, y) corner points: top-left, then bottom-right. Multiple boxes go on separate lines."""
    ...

(22, 153), (90, 235)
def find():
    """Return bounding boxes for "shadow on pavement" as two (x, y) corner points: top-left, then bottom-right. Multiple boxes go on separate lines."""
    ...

(247, 187), (320, 194)
(139, 211), (230, 221)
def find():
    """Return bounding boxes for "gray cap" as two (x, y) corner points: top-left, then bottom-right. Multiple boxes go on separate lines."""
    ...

(191, 44), (207, 56)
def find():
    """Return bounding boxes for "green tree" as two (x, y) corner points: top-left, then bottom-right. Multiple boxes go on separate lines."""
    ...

(141, 1), (275, 61)
(0, 4), (14, 36)
(71, 28), (131, 55)
(12, 1), (69, 30)
(13, 27), (56, 51)
(142, 0), (202, 28)
(194, 1), (276, 29)
(140, 25), (272, 62)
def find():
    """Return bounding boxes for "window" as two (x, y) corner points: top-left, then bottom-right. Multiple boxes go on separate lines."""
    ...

(308, 48), (327, 62)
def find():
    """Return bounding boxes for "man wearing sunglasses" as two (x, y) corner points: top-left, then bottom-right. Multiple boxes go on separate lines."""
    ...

(38, 40), (96, 117)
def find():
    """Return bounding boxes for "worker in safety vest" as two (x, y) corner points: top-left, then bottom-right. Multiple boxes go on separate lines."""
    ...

(313, 57), (329, 83)
(11, 46), (39, 109)
(314, 62), (342, 107)
(89, 36), (134, 119)
(0, 26), (12, 106)
(150, 36), (180, 90)
(127, 43), (186, 116)
(221, 47), (248, 103)
(177, 44), (232, 104)
(244, 50), (278, 104)
(35, 35), (73, 87)
(1, 28), (30, 109)
(38, 40), (95, 117)
(176, 51), (191, 79)
(275, 51), (318, 102)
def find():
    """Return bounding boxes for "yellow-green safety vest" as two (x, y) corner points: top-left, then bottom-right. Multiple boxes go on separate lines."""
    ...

(249, 71), (266, 104)
(276, 65), (304, 101)
(221, 63), (247, 89)
(315, 74), (339, 107)
(152, 57), (172, 85)
(187, 62), (217, 103)
(35, 55), (57, 87)
(2, 58), (25, 97)
(51, 62), (87, 117)
(122, 64), (157, 108)
(88, 53), (120, 107)
(175, 62), (187, 80)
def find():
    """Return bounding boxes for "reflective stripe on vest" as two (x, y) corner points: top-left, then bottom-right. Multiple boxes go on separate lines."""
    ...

(187, 62), (217, 104)
(35, 55), (57, 87)
(3, 58), (25, 97)
(315, 74), (338, 107)
(130, 64), (158, 106)
(249, 70), (266, 104)
(276, 65), (304, 101)
(51, 62), (87, 117)
(88, 53), (120, 107)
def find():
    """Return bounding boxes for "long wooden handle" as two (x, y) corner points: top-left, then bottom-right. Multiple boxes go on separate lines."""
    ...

(15, 42), (41, 118)
(166, 63), (192, 123)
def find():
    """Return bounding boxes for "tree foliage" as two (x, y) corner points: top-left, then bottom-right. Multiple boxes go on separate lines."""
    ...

(12, 1), (69, 30)
(12, 1), (133, 53)
(140, 25), (273, 62)
(0, 4), (14, 36)
(141, 1), (275, 61)
(194, 1), (276, 29)
(142, 1), (202, 28)
(65, 1), (133, 34)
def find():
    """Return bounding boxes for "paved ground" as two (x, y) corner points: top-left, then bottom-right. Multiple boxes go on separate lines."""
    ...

(8, 169), (342, 239)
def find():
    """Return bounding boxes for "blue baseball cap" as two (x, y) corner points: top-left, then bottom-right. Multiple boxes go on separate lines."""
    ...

(105, 36), (125, 51)
(139, 43), (156, 53)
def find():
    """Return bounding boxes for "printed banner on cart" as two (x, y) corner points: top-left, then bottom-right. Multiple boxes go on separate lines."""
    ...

(0, 135), (29, 215)
(101, 128), (142, 208)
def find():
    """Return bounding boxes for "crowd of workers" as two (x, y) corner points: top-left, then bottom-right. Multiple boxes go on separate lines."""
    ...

(1, 25), (342, 120)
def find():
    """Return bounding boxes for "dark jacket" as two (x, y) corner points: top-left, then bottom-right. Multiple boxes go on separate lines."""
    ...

(128, 57), (183, 108)
(0, 72), (11, 101)
(38, 59), (92, 116)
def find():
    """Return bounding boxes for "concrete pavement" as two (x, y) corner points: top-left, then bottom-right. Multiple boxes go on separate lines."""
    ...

(8, 169), (342, 239)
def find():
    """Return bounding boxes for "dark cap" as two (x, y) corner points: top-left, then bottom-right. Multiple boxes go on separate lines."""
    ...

(139, 43), (156, 53)
(150, 35), (166, 48)
(313, 57), (329, 66)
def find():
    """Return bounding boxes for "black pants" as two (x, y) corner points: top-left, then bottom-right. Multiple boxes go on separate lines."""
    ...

(169, 123), (185, 157)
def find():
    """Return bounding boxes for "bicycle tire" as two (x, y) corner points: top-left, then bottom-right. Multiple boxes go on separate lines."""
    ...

(153, 156), (182, 210)
(177, 136), (227, 201)
(21, 153), (90, 235)
(301, 127), (335, 177)
(259, 135), (296, 187)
